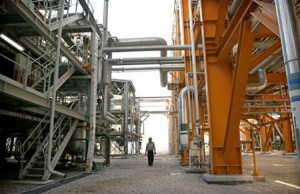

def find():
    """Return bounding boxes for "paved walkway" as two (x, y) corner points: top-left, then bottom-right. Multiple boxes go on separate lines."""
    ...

(1, 152), (300, 193)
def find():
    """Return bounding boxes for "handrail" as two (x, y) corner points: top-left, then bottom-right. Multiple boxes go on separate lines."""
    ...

(42, 93), (82, 160)
(0, 53), (45, 81)
(19, 111), (51, 163)
(42, 114), (67, 157)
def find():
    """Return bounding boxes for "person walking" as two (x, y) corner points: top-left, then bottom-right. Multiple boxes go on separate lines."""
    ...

(145, 137), (156, 166)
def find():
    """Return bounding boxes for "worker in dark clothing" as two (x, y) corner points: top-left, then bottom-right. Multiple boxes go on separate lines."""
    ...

(145, 137), (156, 166)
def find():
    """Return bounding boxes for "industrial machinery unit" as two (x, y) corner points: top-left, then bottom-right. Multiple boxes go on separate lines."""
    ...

(0, 0), (300, 184)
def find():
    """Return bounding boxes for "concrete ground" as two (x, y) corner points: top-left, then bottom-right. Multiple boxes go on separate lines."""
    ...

(1, 151), (300, 194)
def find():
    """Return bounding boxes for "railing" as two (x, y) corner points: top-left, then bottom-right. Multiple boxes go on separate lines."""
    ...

(42, 93), (82, 166)
(18, 92), (83, 176)
(111, 141), (125, 155)
(19, 111), (51, 171)
(0, 53), (48, 88)
(18, 0), (88, 75)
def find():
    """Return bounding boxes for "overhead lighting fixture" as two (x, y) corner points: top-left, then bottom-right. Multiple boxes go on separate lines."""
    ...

(0, 33), (25, 52)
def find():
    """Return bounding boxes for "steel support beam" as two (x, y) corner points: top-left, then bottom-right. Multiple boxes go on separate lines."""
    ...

(251, 12), (279, 36)
(48, 13), (84, 31)
(216, 1), (255, 61)
(249, 40), (281, 70)
(78, 0), (102, 38)
(0, 75), (86, 120)
(223, 21), (255, 164)
(47, 66), (77, 96)
(281, 113), (294, 153)
(215, 0), (228, 43)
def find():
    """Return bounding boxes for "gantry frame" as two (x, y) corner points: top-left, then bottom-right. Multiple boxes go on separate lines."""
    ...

(170, 0), (298, 175)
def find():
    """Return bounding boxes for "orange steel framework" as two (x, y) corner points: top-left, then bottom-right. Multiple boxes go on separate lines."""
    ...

(169, 0), (297, 175)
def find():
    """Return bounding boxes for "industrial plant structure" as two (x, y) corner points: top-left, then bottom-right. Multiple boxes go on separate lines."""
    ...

(0, 0), (299, 184)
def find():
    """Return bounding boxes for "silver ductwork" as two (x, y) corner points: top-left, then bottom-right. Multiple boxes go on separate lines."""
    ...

(247, 69), (267, 92)
(109, 37), (169, 87)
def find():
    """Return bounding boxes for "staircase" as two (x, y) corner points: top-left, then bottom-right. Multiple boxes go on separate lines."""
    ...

(31, 64), (72, 93)
(18, 96), (82, 181)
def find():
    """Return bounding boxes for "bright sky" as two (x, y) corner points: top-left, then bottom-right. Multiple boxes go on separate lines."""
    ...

(91, 0), (175, 152)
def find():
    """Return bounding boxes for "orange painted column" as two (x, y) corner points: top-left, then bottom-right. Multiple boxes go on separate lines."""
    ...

(265, 125), (272, 152)
(199, 96), (205, 163)
(245, 129), (252, 152)
(260, 121), (272, 152)
(281, 114), (294, 153)
(206, 58), (236, 174)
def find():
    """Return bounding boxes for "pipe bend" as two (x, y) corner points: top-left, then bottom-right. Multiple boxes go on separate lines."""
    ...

(247, 69), (267, 92)
(96, 133), (111, 165)
(47, 165), (66, 178)
(177, 86), (194, 125)
(110, 37), (168, 87)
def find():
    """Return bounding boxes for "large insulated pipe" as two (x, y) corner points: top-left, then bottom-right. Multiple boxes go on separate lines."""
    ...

(112, 64), (185, 72)
(107, 57), (184, 63)
(110, 37), (167, 48)
(102, 45), (203, 52)
(249, 49), (282, 74)
(107, 57), (184, 65)
(275, 0), (300, 168)
(110, 37), (168, 87)
(47, 0), (66, 178)
(98, 0), (109, 84)
(110, 61), (184, 66)
(101, 0), (116, 123)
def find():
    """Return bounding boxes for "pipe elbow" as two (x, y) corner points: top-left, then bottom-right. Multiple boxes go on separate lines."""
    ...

(247, 69), (267, 92)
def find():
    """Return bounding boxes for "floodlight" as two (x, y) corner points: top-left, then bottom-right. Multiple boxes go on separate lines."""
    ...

(0, 33), (25, 52)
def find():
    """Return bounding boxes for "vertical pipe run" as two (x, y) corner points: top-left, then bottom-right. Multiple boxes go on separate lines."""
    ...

(185, 74), (193, 138)
(174, 95), (179, 156)
(251, 128), (260, 176)
(102, 0), (109, 51)
(188, 0), (201, 142)
(100, 0), (116, 123)
(47, 0), (65, 178)
(136, 97), (140, 154)
(275, 0), (300, 168)
(178, 0), (185, 56)
(124, 81), (129, 156)
(98, 0), (109, 83)
(86, 28), (98, 170)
